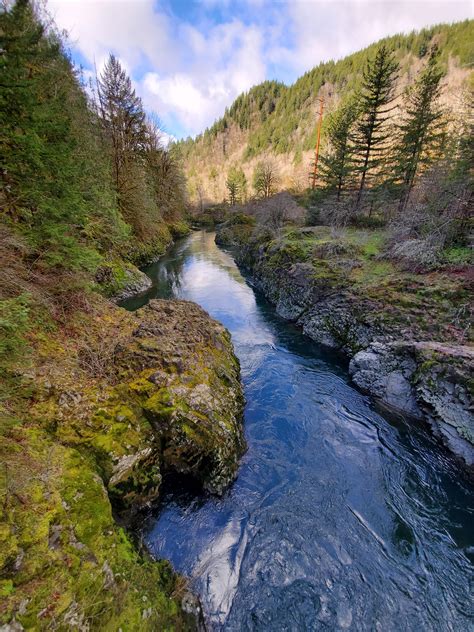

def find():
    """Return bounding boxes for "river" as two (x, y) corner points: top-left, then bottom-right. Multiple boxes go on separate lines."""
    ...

(122, 231), (473, 631)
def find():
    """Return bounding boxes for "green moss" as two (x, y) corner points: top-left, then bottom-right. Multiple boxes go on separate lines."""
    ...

(0, 422), (191, 630)
(95, 260), (148, 299)
(169, 220), (191, 238)
(0, 579), (15, 597)
(268, 241), (309, 268)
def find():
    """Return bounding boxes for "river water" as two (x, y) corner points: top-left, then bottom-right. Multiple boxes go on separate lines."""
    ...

(123, 231), (473, 631)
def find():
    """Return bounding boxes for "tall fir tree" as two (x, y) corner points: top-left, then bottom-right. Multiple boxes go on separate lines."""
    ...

(351, 45), (399, 211)
(320, 97), (359, 199)
(96, 55), (148, 225)
(394, 48), (444, 212)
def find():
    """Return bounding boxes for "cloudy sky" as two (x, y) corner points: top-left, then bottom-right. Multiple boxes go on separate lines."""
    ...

(48, 0), (472, 140)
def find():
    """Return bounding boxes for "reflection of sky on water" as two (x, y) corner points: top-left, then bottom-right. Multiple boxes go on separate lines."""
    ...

(124, 232), (474, 632)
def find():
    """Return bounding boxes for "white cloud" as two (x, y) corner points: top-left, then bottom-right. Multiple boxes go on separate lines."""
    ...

(272, 0), (473, 75)
(49, 0), (175, 73)
(160, 130), (176, 148)
(48, 1), (266, 136)
(47, 0), (472, 138)
(140, 19), (266, 136)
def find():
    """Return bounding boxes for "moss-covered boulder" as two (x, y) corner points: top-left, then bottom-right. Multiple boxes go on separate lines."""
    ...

(114, 299), (246, 496)
(1, 295), (245, 629)
(0, 425), (197, 631)
(95, 260), (152, 302)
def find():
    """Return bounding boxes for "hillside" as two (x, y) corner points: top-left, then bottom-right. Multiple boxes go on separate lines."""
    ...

(176, 20), (473, 204)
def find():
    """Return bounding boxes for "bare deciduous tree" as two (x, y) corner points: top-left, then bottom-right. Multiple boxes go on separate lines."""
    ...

(253, 161), (278, 198)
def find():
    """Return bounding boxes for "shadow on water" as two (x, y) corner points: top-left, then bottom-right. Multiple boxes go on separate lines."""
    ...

(121, 231), (474, 631)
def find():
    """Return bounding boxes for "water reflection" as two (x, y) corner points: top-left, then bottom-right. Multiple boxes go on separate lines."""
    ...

(123, 232), (474, 631)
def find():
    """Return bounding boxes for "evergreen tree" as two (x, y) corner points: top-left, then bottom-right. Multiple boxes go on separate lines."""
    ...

(96, 54), (147, 223)
(226, 166), (241, 205)
(235, 168), (247, 203)
(209, 166), (219, 199)
(450, 86), (473, 181)
(394, 49), (444, 212)
(0, 0), (101, 271)
(320, 97), (359, 199)
(350, 45), (399, 211)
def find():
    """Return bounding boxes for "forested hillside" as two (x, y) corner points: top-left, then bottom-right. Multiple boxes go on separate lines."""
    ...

(178, 20), (473, 204)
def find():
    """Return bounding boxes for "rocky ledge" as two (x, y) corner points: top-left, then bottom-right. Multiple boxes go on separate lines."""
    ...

(109, 299), (246, 502)
(95, 261), (153, 302)
(216, 221), (473, 466)
(350, 342), (473, 464)
(1, 297), (244, 630)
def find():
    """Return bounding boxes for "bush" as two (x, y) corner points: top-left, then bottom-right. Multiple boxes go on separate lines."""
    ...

(228, 213), (256, 226)
(440, 246), (473, 266)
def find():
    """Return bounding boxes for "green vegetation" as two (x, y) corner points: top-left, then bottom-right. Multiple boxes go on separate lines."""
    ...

(319, 97), (359, 198)
(226, 166), (247, 204)
(351, 45), (399, 210)
(393, 48), (444, 212)
(0, 2), (194, 628)
(1, 0), (186, 290)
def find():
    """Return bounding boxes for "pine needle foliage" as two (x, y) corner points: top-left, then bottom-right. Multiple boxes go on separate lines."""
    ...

(393, 48), (445, 212)
(350, 45), (399, 210)
(319, 97), (359, 198)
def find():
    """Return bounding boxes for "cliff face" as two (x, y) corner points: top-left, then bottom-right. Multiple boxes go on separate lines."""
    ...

(0, 297), (244, 629)
(216, 221), (473, 466)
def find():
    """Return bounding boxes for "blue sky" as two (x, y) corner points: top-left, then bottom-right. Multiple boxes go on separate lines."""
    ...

(48, 0), (472, 140)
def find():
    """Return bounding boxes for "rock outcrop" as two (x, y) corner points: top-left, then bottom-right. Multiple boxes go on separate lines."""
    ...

(349, 342), (474, 464)
(217, 222), (473, 465)
(1, 296), (244, 629)
(95, 261), (153, 302)
(112, 299), (246, 500)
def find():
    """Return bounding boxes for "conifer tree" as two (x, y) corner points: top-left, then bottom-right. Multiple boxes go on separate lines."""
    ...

(394, 49), (444, 212)
(226, 166), (241, 205)
(97, 55), (147, 218)
(235, 168), (247, 203)
(0, 0), (102, 270)
(320, 98), (358, 199)
(351, 45), (399, 211)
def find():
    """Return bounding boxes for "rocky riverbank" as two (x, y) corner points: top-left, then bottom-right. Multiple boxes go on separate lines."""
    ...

(216, 220), (473, 466)
(1, 295), (244, 629)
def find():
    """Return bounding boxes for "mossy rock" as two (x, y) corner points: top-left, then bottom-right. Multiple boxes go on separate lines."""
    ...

(1, 293), (245, 628)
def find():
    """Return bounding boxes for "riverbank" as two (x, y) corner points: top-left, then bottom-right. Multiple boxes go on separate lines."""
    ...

(1, 288), (244, 629)
(216, 217), (473, 466)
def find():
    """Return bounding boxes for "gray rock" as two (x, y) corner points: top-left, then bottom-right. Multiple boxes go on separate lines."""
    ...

(112, 268), (152, 302)
(0, 622), (24, 632)
(349, 343), (421, 416)
(350, 342), (474, 466)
